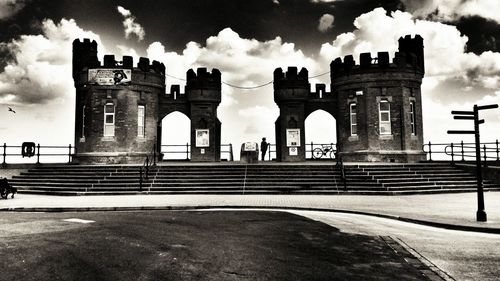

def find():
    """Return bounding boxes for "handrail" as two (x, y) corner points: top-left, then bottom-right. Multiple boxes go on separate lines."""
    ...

(160, 143), (234, 161)
(139, 143), (156, 191)
(1, 143), (76, 164)
(336, 156), (347, 191)
(423, 140), (500, 162)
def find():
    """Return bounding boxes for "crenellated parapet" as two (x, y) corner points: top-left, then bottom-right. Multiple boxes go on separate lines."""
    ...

(72, 38), (165, 88)
(185, 68), (221, 91)
(185, 68), (221, 104)
(273, 67), (310, 104)
(273, 67), (309, 90)
(330, 35), (424, 80)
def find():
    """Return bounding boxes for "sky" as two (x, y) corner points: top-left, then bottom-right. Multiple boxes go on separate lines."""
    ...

(1, 0), (500, 160)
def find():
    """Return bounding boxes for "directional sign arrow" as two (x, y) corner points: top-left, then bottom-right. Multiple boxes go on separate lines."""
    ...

(477, 104), (498, 110)
(451, 110), (474, 115)
(453, 116), (475, 120)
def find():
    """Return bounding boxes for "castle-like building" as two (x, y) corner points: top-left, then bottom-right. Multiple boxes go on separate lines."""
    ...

(72, 35), (425, 163)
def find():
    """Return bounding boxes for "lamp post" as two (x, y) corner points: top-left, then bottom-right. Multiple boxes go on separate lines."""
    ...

(448, 104), (498, 222)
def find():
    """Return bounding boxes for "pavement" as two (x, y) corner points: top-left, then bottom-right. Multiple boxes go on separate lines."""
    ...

(1, 191), (500, 234)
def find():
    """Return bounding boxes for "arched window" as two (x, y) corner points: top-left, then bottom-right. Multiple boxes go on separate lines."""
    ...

(104, 102), (115, 137)
(379, 100), (391, 135)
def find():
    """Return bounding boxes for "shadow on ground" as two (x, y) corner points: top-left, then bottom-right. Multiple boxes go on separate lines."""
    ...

(0, 211), (435, 280)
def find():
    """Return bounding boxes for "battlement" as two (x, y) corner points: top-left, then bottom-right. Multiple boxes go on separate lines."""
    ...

(273, 67), (310, 90)
(72, 38), (165, 77)
(309, 84), (330, 99)
(330, 35), (424, 78)
(185, 68), (221, 90)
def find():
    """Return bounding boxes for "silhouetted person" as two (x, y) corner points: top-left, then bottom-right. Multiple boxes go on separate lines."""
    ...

(0, 177), (16, 199)
(260, 137), (268, 161)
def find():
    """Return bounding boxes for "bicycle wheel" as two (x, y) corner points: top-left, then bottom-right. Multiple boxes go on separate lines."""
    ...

(312, 148), (323, 159)
(328, 149), (336, 159)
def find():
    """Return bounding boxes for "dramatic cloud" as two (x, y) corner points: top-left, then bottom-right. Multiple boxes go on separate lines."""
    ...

(116, 5), (145, 41)
(0, 18), (102, 105)
(0, 0), (25, 20)
(318, 14), (334, 32)
(319, 7), (500, 141)
(401, 0), (500, 24)
(145, 27), (322, 146)
(319, 8), (500, 104)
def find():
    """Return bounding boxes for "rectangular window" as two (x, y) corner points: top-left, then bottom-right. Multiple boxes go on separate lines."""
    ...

(379, 100), (391, 135)
(138, 105), (145, 137)
(410, 101), (416, 135)
(350, 103), (357, 136)
(104, 103), (115, 137)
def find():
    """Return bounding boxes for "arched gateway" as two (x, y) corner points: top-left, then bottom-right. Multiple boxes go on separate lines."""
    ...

(72, 35), (425, 164)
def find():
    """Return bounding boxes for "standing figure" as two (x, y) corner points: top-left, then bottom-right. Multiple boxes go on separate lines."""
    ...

(260, 137), (269, 161)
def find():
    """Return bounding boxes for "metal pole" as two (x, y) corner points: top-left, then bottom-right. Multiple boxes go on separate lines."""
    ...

(474, 105), (486, 222)
(186, 143), (189, 160)
(311, 142), (314, 159)
(496, 139), (499, 162)
(450, 143), (454, 164)
(428, 141), (432, 161)
(2, 143), (6, 164)
(461, 140), (465, 161)
(483, 145), (487, 167)
(36, 143), (40, 164)
(229, 144), (234, 161)
(68, 144), (72, 163)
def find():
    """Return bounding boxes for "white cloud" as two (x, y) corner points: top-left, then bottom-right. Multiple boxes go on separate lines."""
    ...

(0, 18), (102, 105)
(401, 0), (500, 24)
(319, 7), (500, 143)
(146, 28), (321, 147)
(116, 6), (145, 41)
(0, 0), (25, 20)
(318, 14), (334, 32)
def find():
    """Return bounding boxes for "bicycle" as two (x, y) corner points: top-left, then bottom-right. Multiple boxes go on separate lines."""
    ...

(312, 145), (335, 159)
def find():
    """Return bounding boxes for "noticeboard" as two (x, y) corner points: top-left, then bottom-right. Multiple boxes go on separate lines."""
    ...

(88, 69), (132, 85)
(286, 129), (300, 147)
(195, 129), (209, 147)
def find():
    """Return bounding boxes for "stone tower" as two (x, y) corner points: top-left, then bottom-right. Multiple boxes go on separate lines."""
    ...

(331, 35), (425, 162)
(72, 38), (165, 164)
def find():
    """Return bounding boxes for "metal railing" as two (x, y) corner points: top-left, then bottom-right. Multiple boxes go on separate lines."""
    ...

(1, 143), (76, 164)
(423, 140), (500, 164)
(160, 143), (234, 161)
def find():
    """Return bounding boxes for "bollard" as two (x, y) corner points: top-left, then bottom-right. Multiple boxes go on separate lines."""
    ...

(36, 143), (40, 164)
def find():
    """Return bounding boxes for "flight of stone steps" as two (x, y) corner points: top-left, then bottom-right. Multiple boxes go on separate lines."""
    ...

(7, 162), (500, 195)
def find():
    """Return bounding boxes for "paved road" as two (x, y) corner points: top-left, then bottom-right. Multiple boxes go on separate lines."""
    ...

(0, 210), (438, 281)
(291, 210), (500, 281)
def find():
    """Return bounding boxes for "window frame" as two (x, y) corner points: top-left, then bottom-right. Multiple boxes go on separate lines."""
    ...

(103, 102), (115, 137)
(137, 105), (145, 137)
(378, 100), (391, 135)
(410, 101), (416, 136)
(349, 103), (357, 136)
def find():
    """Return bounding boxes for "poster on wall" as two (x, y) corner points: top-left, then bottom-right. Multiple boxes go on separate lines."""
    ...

(244, 142), (257, 151)
(286, 129), (300, 147)
(88, 69), (132, 85)
(196, 129), (210, 147)
(289, 147), (298, 156)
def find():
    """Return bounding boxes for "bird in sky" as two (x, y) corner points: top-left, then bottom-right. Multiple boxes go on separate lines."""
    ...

(8, 107), (16, 114)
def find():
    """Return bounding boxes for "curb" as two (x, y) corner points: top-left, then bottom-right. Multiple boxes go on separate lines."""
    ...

(1, 205), (500, 235)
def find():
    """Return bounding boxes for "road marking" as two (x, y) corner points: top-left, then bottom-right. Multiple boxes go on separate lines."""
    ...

(63, 218), (95, 224)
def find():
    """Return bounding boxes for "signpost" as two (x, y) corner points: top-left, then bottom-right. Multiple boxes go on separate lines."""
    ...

(448, 104), (498, 222)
